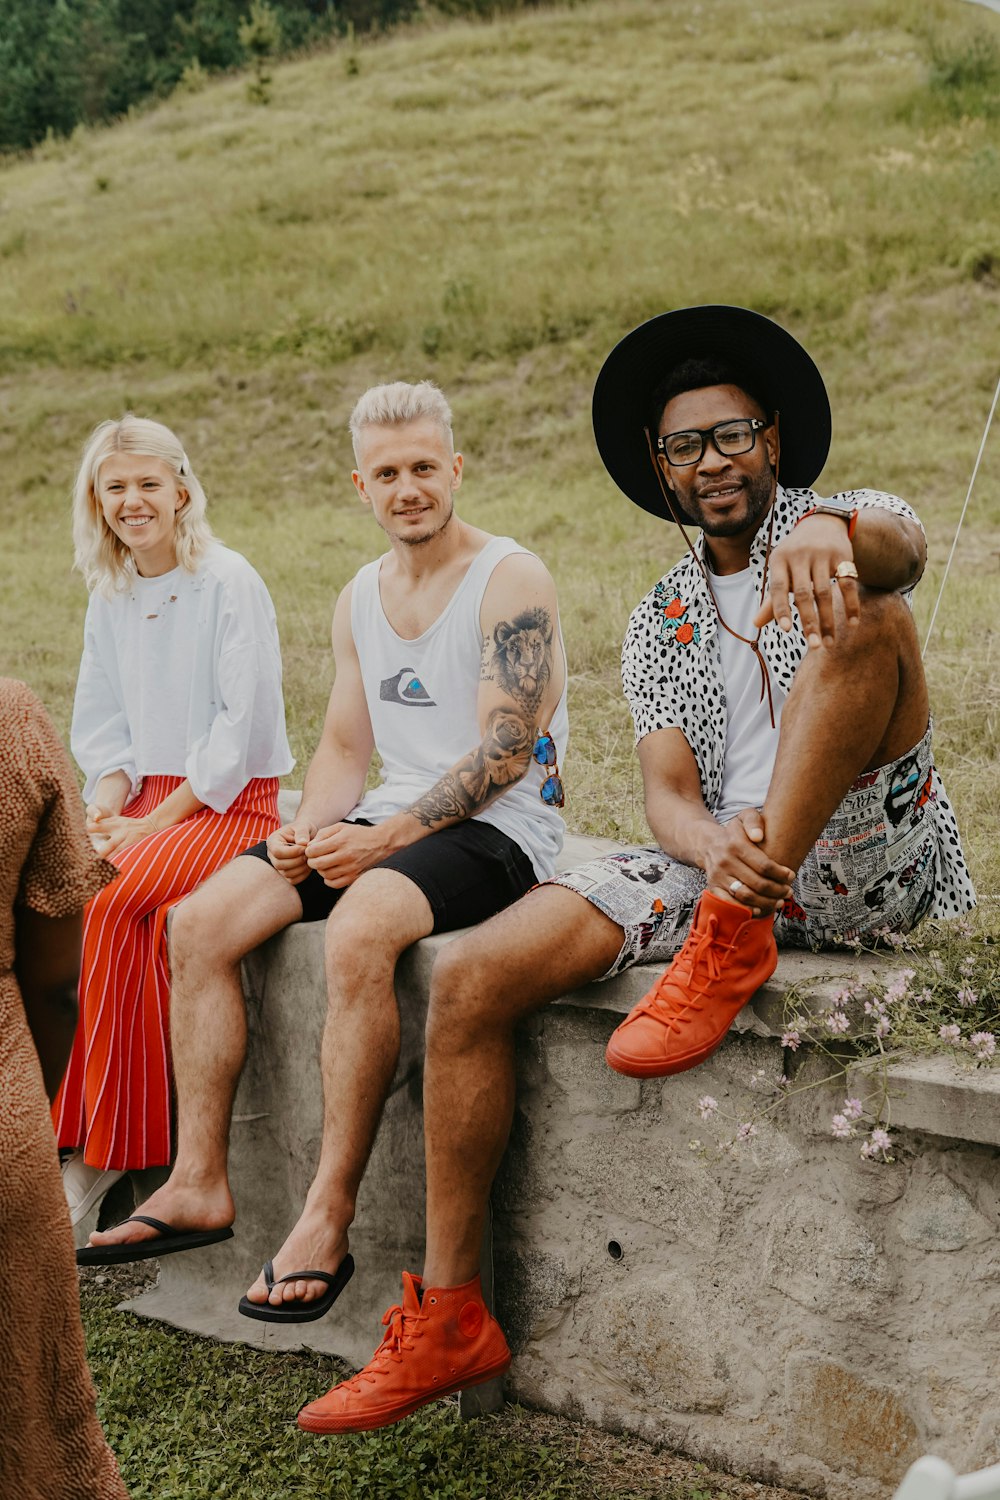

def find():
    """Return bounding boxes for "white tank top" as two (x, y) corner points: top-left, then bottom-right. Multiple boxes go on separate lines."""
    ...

(348, 535), (568, 881)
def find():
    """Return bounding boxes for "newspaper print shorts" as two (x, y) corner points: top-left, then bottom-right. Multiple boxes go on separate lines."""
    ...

(552, 724), (940, 979)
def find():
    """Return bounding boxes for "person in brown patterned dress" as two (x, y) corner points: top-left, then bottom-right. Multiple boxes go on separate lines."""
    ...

(0, 677), (128, 1498)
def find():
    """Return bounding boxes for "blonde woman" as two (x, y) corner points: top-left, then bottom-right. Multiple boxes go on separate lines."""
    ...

(55, 415), (293, 1231)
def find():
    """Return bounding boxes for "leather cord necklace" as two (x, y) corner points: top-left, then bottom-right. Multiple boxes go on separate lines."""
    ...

(644, 427), (778, 729)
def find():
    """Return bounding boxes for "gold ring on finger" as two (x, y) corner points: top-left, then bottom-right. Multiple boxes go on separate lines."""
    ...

(834, 560), (859, 581)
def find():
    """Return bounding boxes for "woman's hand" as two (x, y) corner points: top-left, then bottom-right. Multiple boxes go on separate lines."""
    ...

(86, 808), (158, 857)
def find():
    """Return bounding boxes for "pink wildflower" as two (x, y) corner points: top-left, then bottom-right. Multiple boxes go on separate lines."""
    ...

(831, 1114), (853, 1139)
(957, 986), (978, 1008)
(970, 1032), (996, 1062)
(874, 1016), (892, 1039)
(735, 1122), (757, 1142)
(939, 1023), (961, 1044)
(697, 1095), (718, 1121)
(781, 1029), (801, 1051)
(843, 1098), (864, 1120)
(861, 1127), (893, 1159)
(826, 1010), (850, 1034)
(885, 969), (915, 1003)
(915, 987), (933, 1005)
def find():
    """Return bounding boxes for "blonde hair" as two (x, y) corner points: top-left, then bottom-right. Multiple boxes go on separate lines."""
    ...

(349, 381), (454, 463)
(72, 414), (216, 593)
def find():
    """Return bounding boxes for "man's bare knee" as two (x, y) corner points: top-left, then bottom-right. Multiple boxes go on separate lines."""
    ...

(429, 883), (621, 1036)
(323, 869), (433, 996)
(171, 856), (300, 972)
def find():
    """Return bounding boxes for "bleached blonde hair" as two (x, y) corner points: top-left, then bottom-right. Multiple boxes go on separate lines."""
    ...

(348, 381), (455, 463)
(72, 414), (216, 594)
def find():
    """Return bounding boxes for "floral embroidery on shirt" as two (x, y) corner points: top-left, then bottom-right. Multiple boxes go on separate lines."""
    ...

(653, 583), (701, 649)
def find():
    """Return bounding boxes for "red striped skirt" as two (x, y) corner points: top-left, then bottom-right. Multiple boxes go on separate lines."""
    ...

(53, 775), (279, 1171)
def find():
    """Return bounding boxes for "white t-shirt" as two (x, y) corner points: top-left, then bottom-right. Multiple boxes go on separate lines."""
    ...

(71, 543), (294, 813)
(709, 566), (786, 823)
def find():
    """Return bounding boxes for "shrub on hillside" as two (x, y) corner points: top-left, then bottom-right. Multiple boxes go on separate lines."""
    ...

(0, 0), (382, 152)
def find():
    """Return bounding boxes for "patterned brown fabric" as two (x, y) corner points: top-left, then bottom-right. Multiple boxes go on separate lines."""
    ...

(0, 678), (127, 1498)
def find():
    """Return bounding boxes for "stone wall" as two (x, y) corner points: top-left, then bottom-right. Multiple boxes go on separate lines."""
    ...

(118, 829), (1000, 1498)
(492, 1005), (1000, 1498)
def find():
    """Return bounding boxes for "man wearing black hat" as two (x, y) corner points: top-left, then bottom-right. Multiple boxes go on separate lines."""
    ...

(295, 306), (975, 1433)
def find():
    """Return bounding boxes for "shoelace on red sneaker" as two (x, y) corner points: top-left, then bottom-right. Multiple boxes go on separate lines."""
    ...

(641, 918), (733, 1032)
(343, 1302), (423, 1390)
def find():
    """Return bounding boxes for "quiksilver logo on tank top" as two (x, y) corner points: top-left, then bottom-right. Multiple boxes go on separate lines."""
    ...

(379, 669), (437, 706)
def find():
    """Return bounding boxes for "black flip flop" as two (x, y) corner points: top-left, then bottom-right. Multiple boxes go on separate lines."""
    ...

(238, 1253), (355, 1323)
(76, 1214), (234, 1267)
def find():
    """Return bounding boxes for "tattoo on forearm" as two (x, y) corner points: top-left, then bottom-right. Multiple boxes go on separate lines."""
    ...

(409, 707), (534, 829)
(484, 608), (553, 714)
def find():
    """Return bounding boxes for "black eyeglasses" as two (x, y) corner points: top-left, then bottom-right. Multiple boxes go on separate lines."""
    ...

(533, 730), (565, 808)
(656, 418), (768, 467)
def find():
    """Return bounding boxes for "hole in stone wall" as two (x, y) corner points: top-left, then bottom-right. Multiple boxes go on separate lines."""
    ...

(607, 1240), (624, 1261)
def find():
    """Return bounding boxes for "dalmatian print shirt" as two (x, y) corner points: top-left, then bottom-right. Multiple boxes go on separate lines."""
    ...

(621, 485), (976, 920)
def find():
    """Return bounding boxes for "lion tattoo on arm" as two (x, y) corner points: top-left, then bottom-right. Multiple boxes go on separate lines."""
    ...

(488, 608), (553, 714)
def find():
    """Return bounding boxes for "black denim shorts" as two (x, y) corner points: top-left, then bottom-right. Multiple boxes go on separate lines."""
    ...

(240, 818), (536, 932)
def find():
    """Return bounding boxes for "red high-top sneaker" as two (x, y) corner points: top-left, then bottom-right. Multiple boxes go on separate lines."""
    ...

(606, 890), (777, 1078)
(297, 1271), (511, 1434)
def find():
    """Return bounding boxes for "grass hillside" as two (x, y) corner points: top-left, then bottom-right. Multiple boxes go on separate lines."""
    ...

(1, 0), (998, 901)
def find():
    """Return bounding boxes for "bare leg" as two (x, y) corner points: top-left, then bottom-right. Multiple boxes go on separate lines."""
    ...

(88, 856), (303, 1247)
(759, 587), (929, 874)
(422, 885), (623, 1289)
(245, 868), (435, 1308)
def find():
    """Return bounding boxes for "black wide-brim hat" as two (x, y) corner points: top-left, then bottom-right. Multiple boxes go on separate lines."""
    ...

(592, 304), (832, 519)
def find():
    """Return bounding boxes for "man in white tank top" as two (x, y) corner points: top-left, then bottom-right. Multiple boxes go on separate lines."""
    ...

(295, 307), (972, 1435)
(82, 384), (567, 1385)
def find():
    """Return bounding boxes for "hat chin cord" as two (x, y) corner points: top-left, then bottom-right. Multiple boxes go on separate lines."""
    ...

(644, 427), (778, 730)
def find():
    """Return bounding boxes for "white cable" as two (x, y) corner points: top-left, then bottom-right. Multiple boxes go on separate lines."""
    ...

(922, 372), (1000, 657)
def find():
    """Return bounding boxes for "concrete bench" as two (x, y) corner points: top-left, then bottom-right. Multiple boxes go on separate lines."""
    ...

(113, 817), (1000, 1499)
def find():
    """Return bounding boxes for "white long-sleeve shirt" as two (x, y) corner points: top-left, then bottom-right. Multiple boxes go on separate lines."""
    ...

(71, 543), (294, 813)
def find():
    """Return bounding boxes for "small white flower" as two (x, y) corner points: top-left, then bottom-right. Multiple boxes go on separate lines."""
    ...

(843, 1098), (864, 1120)
(939, 1023), (961, 1044)
(826, 1010), (850, 1034)
(735, 1121), (757, 1142)
(831, 1113), (853, 1139)
(697, 1095), (718, 1121)
(874, 1015), (892, 1039)
(957, 986), (978, 1008)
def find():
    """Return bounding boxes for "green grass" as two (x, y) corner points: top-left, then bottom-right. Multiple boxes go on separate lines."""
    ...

(0, 0), (996, 898)
(80, 1277), (774, 1500)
